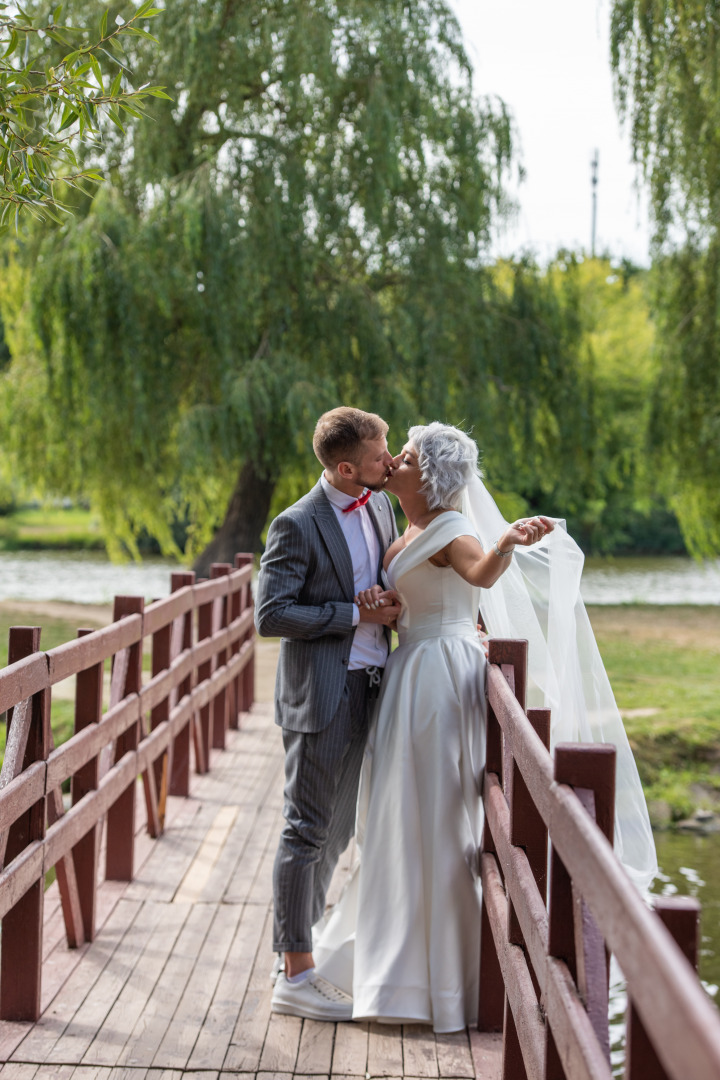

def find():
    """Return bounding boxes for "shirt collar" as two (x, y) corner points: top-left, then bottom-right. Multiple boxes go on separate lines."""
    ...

(320, 472), (367, 511)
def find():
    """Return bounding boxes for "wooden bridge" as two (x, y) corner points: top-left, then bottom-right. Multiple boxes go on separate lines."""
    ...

(0, 558), (719, 1080)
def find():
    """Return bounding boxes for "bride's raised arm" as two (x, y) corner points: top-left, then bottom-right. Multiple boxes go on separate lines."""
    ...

(445, 516), (555, 589)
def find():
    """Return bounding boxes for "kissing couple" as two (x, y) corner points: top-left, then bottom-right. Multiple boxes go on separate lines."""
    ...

(255, 406), (656, 1032)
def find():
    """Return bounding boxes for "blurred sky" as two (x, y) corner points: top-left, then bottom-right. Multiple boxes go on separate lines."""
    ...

(449, 0), (652, 266)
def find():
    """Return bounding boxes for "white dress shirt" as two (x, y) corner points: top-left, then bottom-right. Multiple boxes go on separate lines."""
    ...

(320, 473), (388, 670)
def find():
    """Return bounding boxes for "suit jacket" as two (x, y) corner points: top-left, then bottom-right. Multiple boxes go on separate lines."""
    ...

(255, 480), (398, 733)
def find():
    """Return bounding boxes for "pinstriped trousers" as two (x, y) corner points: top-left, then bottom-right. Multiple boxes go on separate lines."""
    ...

(273, 670), (374, 954)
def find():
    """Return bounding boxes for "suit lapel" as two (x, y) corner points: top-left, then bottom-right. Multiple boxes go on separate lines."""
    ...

(310, 482), (355, 601)
(366, 494), (393, 579)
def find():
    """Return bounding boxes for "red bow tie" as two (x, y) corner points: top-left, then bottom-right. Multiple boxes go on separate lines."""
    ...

(343, 489), (372, 513)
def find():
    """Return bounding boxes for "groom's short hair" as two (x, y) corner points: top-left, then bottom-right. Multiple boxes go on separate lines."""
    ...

(313, 407), (388, 467)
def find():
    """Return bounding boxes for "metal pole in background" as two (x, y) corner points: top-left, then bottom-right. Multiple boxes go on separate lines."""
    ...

(591, 149), (599, 256)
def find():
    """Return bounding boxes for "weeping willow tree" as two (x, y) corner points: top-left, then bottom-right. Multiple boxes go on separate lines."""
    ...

(1, 1), (601, 565)
(612, 0), (720, 556)
(1, 0), (523, 566)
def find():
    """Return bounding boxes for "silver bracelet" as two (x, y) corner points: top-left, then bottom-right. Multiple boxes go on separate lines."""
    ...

(493, 539), (514, 558)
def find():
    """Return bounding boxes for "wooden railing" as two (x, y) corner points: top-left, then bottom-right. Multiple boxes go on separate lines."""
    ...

(0, 555), (255, 1022)
(479, 638), (720, 1080)
(2, 583), (719, 1079)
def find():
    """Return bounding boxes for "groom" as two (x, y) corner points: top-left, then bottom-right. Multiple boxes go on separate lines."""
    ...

(255, 406), (400, 1021)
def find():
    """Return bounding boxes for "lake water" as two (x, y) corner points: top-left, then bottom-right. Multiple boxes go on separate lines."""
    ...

(610, 830), (720, 1074)
(1, 550), (720, 606)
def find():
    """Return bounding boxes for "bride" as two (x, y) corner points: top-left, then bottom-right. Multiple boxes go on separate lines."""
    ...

(315, 423), (656, 1032)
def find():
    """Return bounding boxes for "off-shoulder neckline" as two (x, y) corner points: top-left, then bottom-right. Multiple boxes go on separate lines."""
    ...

(385, 510), (467, 575)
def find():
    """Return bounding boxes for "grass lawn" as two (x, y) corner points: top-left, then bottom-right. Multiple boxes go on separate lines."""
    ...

(588, 605), (720, 819)
(0, 506), (105, 551)
(0, 602), (136, 762)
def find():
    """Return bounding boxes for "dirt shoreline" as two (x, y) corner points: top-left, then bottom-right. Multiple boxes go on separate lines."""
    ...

(0, 599), (113, 626)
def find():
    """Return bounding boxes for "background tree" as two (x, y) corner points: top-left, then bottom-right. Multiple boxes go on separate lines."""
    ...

(1, 2), (677, 565)
(2, 0), (520, 567)
(0, 1), (166, 225)
(611, 0), (720, 556)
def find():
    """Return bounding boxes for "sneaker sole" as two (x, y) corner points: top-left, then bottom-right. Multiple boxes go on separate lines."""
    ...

(271, 999), (353, 1022)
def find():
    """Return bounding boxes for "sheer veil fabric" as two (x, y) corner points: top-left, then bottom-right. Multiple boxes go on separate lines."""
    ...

(461, 474), (658, 892)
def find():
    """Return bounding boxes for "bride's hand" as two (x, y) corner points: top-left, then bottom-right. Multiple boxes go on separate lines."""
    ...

(501, 516), (555, 550)
(355, 586), (399, 610)
(356, 587), (402, 626)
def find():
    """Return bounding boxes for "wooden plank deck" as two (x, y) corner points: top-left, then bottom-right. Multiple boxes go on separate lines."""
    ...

(0, 700), (501, 1079)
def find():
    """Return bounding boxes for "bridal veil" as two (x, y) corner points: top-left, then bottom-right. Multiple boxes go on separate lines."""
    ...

(462, 474), (658, 893)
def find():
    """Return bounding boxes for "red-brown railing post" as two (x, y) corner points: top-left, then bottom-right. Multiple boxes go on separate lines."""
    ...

(210, 563), (231, 749)
(71, 628), (103, 942)
(1, 626), (49, 1021)
(546, 743), (616, 1079)
(235, 552), (254, 713)
(106, 596), (144, 881)
(478, 639), (528, 1035)
(227, 560), (243, 730)
(501, 706), (552, 1080)
(170, 571), (195, 796)
(624, 896), (701, 1080)
(150, 603), (173, 828)
(196, 585), (213, 772)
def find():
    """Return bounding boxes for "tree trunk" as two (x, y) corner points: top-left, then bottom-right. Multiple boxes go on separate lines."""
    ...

(193, 459), (276, 577)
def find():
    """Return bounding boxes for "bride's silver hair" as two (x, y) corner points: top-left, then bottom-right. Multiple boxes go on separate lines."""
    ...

(407, 422), (482, 511)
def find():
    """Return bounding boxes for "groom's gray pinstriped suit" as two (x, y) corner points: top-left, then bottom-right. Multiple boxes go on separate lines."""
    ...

(255, 479), (397, 954)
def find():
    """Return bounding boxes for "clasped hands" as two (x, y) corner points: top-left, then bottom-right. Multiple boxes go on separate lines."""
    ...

(355, 585), (402, 626)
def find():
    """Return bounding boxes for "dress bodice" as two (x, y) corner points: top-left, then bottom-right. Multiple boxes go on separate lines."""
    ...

(387, 512), (482, 646)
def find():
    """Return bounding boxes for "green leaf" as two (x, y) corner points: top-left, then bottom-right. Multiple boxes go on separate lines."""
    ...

(117, 102), (145, 119)
(58, 103), (78, 132)
(134, 0), (163, 16)
(2, 29), (19, 58)
(107, 107), (125, 133)
(89, 54), (103, 93)
(100, 8), (108, 39)
(47, 30), (72, 47)
(126, 27), (159, 43)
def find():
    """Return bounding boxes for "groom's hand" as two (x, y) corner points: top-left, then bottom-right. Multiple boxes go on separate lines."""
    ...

(358, 602), (402, 626)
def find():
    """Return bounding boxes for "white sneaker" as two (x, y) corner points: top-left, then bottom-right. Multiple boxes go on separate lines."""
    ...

(271, 971), (353, 1021)
(270, 953), (284, 984)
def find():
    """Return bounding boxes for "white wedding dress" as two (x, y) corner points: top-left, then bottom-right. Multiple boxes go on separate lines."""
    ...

(314, 511), (486, 1033)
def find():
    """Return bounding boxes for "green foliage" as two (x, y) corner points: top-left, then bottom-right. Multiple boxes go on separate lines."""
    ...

(646, 242), (720, 556)
(611, 1), (720, 555)
(1, 0), (519, 559)
(0, 503), (104, 549)
(0, 3), (682, 559)
(590, 603), (720, 818)
(487, 254), (677, 554)
(0, 1), (168, 226)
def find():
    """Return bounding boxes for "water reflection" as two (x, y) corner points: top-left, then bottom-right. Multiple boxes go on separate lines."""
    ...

(1, 551), (720, 606)
(610, 831), (720, 1075)
(0, 550), (183, 605)
(652, 831), (720, 998)
(582, 555), (720, 605)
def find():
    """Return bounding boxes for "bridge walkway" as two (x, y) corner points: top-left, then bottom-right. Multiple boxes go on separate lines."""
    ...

(0, 699), (501, 1080)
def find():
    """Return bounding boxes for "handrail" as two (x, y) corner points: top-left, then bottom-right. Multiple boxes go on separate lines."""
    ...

(480, 638), (720, 1080)
(0, 555), (256, 1022)
(3, 598), (715, 1076)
